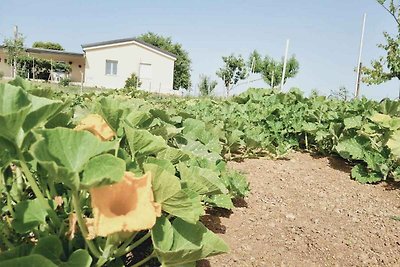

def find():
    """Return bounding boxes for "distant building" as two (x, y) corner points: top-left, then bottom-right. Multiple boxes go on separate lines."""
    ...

(0, 37), (177, 93)
(0, 47), (84, 82)
(82, 37), (176, 92)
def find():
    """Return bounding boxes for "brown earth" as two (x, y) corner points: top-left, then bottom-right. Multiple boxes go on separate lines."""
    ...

(199, 152), (400, 267)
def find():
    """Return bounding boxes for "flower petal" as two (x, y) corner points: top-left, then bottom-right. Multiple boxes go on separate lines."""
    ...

(75, 114), (115, 141)
(90, 172), (160, 237)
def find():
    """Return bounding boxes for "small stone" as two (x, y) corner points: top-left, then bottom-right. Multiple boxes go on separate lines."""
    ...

(286, 213), (296, 220)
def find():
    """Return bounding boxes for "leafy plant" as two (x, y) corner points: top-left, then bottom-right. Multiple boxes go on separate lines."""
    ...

(124, 72), (142, 89)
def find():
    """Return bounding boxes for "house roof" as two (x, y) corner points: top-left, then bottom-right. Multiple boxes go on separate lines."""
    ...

(81, 37), (177, 60)
(26, 47), (84, 57)
(0, 45), (83, 57)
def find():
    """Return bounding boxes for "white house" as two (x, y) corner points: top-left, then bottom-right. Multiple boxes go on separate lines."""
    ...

(82, 37), (177, 92)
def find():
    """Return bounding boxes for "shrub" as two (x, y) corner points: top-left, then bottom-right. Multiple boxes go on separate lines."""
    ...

(124, 73), (141, 89)
(59, 77), (71, 87)
(0, 71), (4, 79)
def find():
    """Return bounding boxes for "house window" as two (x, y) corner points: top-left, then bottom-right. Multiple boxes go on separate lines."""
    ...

(105, 60), (118, 75)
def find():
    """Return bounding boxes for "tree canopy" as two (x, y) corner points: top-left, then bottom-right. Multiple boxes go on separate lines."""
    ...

(249, 50), (299, 88)
(138, 32), (191, 90)
(32, 41), (64, 51)
(198, 75), (218, 96)
(216, 54), (248, 97)
(362, 0), (400, 84)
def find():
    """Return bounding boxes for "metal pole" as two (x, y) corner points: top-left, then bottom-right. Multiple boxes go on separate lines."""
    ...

(355, 13), (367, 98)
(280, 39), (290, 90)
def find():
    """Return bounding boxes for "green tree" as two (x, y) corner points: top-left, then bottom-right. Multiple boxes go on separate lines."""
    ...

(216, 54), (248, 97)
(138, 32), (191, 90)
(198, 75), (218, 96)
(329, 86), (350, 101)
(3, 34), (25, 78)
(124, 72), (142, 89)
(362, 0), (400, 84)
(32, 41), (64, 51)
(249, 50), (299, 88)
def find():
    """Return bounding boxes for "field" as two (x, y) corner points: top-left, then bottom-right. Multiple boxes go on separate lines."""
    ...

(1, 77), (400, 266)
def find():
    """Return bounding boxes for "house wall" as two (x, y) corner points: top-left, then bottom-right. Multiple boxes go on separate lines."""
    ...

(0, 50), (13, 78)
(83, 42), (175, 92)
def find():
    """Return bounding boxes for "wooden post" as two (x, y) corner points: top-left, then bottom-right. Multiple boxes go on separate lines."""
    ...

(355, 13), (367, 98)
(80, 71), (84, 94)
(32, 57), (35, 80)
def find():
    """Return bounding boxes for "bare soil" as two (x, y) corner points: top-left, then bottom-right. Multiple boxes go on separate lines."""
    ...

(199, 152), (400, 267)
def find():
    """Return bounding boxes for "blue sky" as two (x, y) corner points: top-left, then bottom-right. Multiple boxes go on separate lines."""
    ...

(1, 0), (398, 99)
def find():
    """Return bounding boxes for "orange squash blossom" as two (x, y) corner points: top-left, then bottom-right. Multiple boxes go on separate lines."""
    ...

(89, 172), (161, 237)
(74, 114), (115, 141)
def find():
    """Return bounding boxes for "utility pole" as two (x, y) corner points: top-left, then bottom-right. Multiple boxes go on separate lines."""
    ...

(13, 25), (18, 78)
(280, 39), (290, 90)
(354, 13), (367, 98)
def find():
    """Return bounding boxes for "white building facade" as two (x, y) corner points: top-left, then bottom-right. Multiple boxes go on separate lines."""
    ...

(82, 38), (176, 92)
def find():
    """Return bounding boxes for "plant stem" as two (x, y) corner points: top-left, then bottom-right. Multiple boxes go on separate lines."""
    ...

(114, 232), (137, 256)
(131, 251), (156, 267)
(17, 152), (60, 227)
(96, 237), (114, 267)
(114, 231), (151, 257)
(71, 191), (102, 258)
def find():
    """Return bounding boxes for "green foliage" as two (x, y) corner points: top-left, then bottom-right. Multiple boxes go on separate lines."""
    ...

(362, 1), (400, 84)
(0, 78), (247, 266)
(59, 77), (71, 87)
(329, 86), (350, 101)
(124, 72), (142, 89)
(249, 50), (299, 88)
(3, 34), (24, 77)
(198, 75), (218, 96)
(216, 54), (248, 97)
(15, 55), (71, 80)
(138, 32), (191, 90)
(32, 41), (64, 51)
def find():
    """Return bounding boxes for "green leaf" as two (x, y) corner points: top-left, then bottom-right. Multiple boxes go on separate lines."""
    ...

(335, 136), (367, 160)
(32, 128), (116, 172)
(0, 244), (33, 262)
(180, 140), (221, 164)
(31, 128), (116, 189)
(0, 137), (17, 168)
(343, 116), (362, 130)
(12, 199), (48, 233)
(204, 194), (234, 209)
(0, 83), (32, 142)
(387, 130), (400, 158)
(156, 147), (190, 164)
(178, 164), (227, 195)
(60, 250), (92, 267)
(23, 95), (64, 131)
(124, 126), (167, 159)
(351, 164), (382, 184)
(162, 190), (204, 223)
(152, 216), (229, 266)
(31, 236), (62, 265)
(143, 162), (181, 203)
(0, 254), (57, 267)
(81, 154), (125, 188)
(370, 113), (400, 130)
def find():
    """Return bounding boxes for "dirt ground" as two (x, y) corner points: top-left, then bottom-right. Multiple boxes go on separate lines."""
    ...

(199, 152), (400, 267)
